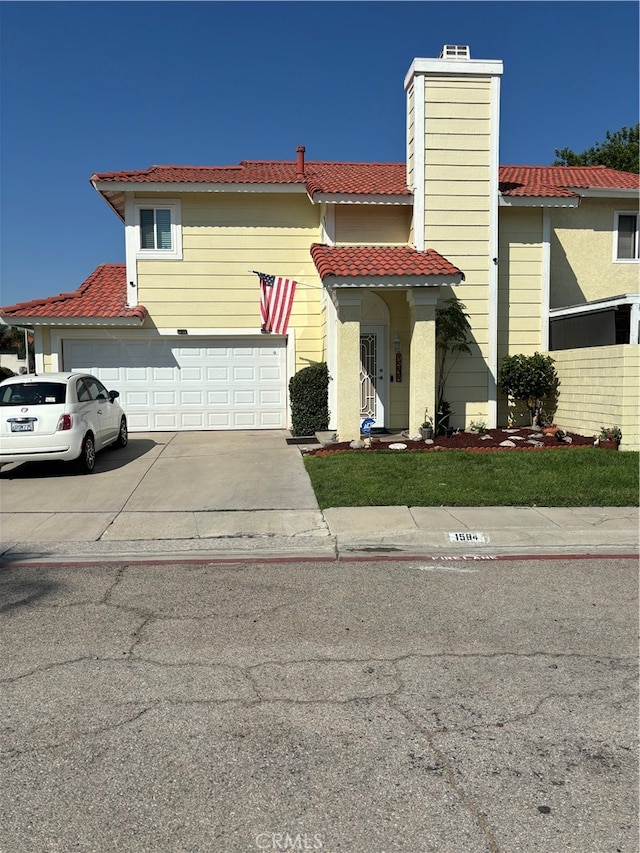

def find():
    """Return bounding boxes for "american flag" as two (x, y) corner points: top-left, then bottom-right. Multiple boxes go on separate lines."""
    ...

(253, 271), (297, 335)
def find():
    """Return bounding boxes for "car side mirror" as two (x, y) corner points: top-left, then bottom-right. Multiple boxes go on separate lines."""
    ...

(108, 390), (120, 402)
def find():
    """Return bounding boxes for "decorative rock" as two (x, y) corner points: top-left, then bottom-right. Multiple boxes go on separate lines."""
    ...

(530, 432), (544, 438)
(526, 439), (544, 446)
(510, 435), (525, 441)
(423, 438), (434, 445)
(542, 426), (566, 439)
(499, 440), (517, 447)
(363, 437), (372, 448)
(350, 439), (365, 449)
(563, 436), (573, 444)
(388, 443), (408, 450)
(481, 434), (494, 440)
(502, 428), (519, 433)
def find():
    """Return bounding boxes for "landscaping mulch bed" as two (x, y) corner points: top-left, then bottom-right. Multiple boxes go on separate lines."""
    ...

(304, 427), (598, 456)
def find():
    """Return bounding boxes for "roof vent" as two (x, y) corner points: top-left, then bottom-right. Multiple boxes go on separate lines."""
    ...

(439, 45), (471, 60)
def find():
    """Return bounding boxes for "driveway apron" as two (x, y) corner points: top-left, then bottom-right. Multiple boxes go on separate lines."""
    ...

(123, 431), (319, 512)
(0, 431), (324, 547)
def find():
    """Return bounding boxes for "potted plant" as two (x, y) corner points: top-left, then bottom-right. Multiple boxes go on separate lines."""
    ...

(420, 411), (434, 440)
(597, 425), (622, 449)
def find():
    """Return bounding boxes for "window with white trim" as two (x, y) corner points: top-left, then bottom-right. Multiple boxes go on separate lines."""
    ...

(135, 201), (182, 259)
(614, 211), (639, 261)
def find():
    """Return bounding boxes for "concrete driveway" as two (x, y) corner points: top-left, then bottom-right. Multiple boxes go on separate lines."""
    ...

(0, 431), (327, 548)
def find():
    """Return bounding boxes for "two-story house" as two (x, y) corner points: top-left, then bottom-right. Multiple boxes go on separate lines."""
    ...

(2, 46), (638, 447)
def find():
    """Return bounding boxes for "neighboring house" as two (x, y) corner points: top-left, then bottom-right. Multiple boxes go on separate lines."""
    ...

(0, 353), (26, 375)
(2, 45), (638, 447)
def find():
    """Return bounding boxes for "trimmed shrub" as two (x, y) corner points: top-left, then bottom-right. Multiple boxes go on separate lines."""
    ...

(0, 366), (15, 382)
(499, 352), (558, 426)
(289, 362), (330, 436)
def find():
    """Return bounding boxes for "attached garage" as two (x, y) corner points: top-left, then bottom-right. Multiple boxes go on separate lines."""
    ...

(62, 337), (288, 431)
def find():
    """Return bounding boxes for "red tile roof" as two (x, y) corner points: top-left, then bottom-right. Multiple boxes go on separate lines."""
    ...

(499, 165), (639, 191)
(310, 244), (463, 279)
(6, 164), (635, 323)
(92, 160), (638, 200)
(0, 264), (146, 322)
(92, 161), (411, 199)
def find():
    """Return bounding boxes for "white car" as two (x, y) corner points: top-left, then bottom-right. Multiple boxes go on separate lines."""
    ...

(0, 371), (128, 473)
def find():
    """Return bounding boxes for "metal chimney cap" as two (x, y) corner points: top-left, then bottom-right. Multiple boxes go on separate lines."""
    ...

(438, 45), (471, 59)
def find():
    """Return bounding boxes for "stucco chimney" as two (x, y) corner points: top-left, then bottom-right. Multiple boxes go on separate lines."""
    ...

(296, 146), (305, 179)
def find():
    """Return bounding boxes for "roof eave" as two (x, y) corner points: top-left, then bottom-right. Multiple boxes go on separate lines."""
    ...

(324, 274), (464, 288)
(310, 192), (413, 206)
(91, 182), (126, 222)
(91, 179), (307, 195)
(570, 187), (639, 199)
(499, 196), (581, 208)
(0, 315), (145, 327)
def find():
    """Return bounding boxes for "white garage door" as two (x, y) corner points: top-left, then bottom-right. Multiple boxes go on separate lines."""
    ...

(63, 338), (288, 431)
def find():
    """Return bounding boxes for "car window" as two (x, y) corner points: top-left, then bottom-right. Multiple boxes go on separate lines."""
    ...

(76, 378), (92, 402)
(0, 382), (66, 406)
(84, 377), (108, 401)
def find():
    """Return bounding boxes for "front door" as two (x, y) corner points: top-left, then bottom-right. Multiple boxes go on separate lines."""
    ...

(360, 326), (387, 428)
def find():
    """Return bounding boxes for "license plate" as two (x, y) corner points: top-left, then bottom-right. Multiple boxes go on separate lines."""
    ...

(11, 422), (34, 432)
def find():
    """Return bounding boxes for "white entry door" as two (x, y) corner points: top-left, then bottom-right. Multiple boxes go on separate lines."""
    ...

(359, 325), (387, 428)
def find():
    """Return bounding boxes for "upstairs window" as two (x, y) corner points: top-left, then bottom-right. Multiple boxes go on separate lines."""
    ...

(135, 201), (182, 259)
(140, 208), (172, 250)
(615, 212), (639, 261)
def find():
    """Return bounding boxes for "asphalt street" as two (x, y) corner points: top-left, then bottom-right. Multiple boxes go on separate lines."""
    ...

(1, 554), (637, 853)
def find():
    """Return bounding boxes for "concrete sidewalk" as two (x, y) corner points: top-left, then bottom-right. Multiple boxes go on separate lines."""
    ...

(0, 505), (637, 564)
(0, 430), (637, 564)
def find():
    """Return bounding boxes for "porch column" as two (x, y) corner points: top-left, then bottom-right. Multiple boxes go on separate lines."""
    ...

(334, 292), (363, 442)
(407, 290), (437, 435)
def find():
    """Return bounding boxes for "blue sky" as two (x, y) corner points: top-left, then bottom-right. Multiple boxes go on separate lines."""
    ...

(1, 0), (638, 307)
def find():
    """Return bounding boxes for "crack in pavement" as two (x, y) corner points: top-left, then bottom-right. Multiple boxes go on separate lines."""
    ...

(388, 698), (502, 853)
(2, 649), (634, 686)
(2, 704), (159, 758)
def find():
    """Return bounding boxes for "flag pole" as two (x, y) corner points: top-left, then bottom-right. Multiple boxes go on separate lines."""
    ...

(247, 271), (323, 290)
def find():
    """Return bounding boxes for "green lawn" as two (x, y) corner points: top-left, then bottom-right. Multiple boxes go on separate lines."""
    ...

(303, 447), (639, 509)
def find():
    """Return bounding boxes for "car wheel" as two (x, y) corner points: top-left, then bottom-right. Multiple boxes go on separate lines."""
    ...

(77, 434), (96, 473)
(113, 416), (128, 448)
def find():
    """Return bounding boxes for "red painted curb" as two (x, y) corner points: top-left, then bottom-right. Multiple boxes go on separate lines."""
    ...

(1, 553), (637, 570)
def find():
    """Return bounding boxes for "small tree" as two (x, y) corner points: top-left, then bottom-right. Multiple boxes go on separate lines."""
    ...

(499, 353), (558, 426)
(554, 123), (639, 174)
(436, 297), (472, 411)
(0, 326), (31, 360)
(289, 361), (330, 436)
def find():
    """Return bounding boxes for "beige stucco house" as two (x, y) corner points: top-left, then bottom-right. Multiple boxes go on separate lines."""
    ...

(2, 45), (639, 448)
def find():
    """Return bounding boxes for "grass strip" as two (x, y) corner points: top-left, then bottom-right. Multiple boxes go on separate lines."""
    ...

(303, 447), (639, 509)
